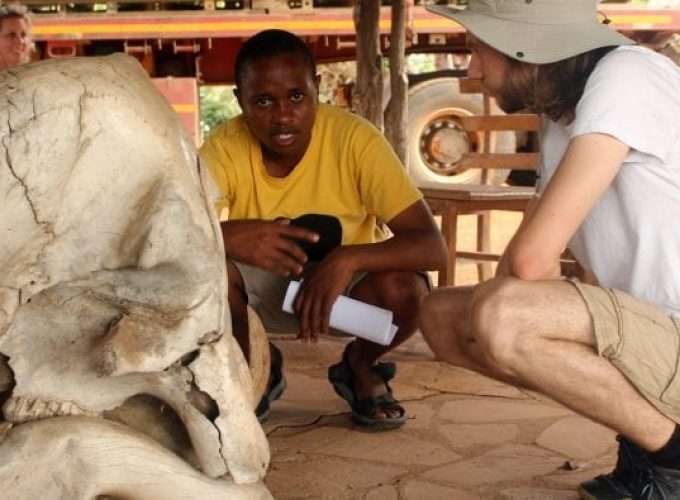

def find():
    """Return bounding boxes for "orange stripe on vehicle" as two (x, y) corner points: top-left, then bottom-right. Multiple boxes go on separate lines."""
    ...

(172, 104), (196, 113)
(33, 19), (359, 36)
(413, 18), (464, 30)
(413, 15), (672, 29)
(607, 14), (673, 26)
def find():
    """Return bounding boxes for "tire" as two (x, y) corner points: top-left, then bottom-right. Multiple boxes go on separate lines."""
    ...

(406, 77), (516, 188)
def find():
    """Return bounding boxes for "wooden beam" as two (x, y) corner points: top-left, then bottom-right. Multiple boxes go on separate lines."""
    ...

(457, 114), (541, 132)
(459, 152), (540, 170)
(458, 78), (482, 94)
(457, 251), (501, 262)
(384, 0), (408, 164)
(353, 0), (383, 129)
(421, 185), (535, 202)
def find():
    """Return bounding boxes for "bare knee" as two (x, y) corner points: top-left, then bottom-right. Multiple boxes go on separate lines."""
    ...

(469, 277), (535, 376)
(354, 271), (428, 316)
(382, 271), (428, 311)
(419, 287), (467, 340)
(226, 260), (247, 311)
(226, 259), (250, 359)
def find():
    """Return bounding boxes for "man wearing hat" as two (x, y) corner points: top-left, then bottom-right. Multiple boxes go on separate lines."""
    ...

(420, 0), (680, 498)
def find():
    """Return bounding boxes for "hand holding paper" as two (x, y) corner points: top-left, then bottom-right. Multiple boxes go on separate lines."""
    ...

(282, 280), (398, 346)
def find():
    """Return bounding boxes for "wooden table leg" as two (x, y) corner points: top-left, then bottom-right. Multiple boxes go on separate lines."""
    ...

(439, 205), (459, 287)
(476, 211), (493, 282)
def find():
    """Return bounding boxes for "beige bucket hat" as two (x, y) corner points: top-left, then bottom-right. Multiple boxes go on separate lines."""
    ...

(427, 0), (635, 64)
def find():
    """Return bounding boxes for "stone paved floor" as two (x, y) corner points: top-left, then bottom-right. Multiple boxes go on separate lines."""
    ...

(261, 212), (617, 499)
(262, 334), (617, 500)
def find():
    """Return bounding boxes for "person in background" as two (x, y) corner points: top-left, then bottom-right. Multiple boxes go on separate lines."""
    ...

(422, 0), (680, 498)
(0, 3), (32, 71)
(200, 29), (446, 429)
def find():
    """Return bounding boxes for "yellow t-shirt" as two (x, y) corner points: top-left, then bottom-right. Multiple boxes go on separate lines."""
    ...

(200, 104), (422, 245)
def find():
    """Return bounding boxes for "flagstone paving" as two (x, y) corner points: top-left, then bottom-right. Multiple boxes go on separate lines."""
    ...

(262, 334), (617, 499)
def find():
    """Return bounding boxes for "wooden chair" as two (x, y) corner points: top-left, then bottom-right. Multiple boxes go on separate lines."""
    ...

(422, 79), (541, 287)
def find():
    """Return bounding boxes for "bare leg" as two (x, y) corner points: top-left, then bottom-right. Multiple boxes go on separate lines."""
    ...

(225, 262), (276, 413)
(227, 260), (250, 363)
(347, 270), (429, 417)
(418, 285), (492, 373)
(419, 277), (675, 452)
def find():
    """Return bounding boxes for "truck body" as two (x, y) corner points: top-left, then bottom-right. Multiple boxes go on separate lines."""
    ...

(29, 3), (680, 81)
(26, 1), (680, 185)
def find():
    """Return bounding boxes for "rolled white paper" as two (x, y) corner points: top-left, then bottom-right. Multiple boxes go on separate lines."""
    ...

(282, 280), (398, 346)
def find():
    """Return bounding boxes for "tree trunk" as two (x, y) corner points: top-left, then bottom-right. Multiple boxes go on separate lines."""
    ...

(353, 0), (383, 130)
(384, 0), (408, 165)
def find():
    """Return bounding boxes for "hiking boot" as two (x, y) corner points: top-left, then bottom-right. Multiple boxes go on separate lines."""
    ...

(579, 436), (637, 499)
(255, 342), (286, 423)
(579, 475), (632, 499)
(631, 464), (680, 499)
(579, 436), (680, 500)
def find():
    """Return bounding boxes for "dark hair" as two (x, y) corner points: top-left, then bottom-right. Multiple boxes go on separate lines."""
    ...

(499, 46), (617, 123)
(234, 29), (316, 88)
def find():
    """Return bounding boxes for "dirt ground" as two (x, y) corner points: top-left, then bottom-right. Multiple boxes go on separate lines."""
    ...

(261, 212), (618, 499)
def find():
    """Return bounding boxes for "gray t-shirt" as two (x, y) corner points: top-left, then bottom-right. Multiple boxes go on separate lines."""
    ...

(538, 46), (680, 316)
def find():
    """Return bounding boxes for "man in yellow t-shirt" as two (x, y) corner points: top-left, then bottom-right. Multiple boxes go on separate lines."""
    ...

(200, 29), (446, 429)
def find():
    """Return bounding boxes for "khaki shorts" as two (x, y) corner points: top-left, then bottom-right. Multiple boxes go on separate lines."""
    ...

(570, 280), (680, 423)
(234, 261), (431, 334)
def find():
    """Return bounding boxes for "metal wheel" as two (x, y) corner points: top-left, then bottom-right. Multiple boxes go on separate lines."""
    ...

(407, 77), (516, 188)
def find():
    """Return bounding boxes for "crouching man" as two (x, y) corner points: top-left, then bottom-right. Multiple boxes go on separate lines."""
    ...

(200, 29), (446, 429)
(421, 1), (680, 498)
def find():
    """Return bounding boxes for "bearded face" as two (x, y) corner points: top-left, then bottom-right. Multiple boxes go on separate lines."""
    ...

(467, 34), (533, 114)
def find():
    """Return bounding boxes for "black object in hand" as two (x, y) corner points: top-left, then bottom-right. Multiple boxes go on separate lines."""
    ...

(290, 214), (342, 261)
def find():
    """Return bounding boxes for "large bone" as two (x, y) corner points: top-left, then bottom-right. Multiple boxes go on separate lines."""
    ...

(0, 54), (270, 493)
(0, 417), (273, 500)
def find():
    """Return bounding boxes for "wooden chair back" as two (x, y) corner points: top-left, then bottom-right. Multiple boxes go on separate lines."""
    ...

(422, 78), (541, 286)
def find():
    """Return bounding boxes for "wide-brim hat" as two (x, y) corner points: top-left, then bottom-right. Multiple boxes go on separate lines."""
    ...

(427, 0), (635, 64)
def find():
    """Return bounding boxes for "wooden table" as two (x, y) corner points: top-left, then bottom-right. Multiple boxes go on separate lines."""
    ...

(422, 185), (535, 287)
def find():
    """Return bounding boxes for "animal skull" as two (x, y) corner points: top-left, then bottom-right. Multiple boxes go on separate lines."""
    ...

(0, 54), (271, 499)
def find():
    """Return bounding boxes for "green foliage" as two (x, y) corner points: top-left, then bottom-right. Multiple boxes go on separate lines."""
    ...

(318, 61), (356, 104)
(199, 85), (241, 138)
(407, 53), (437, 74)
